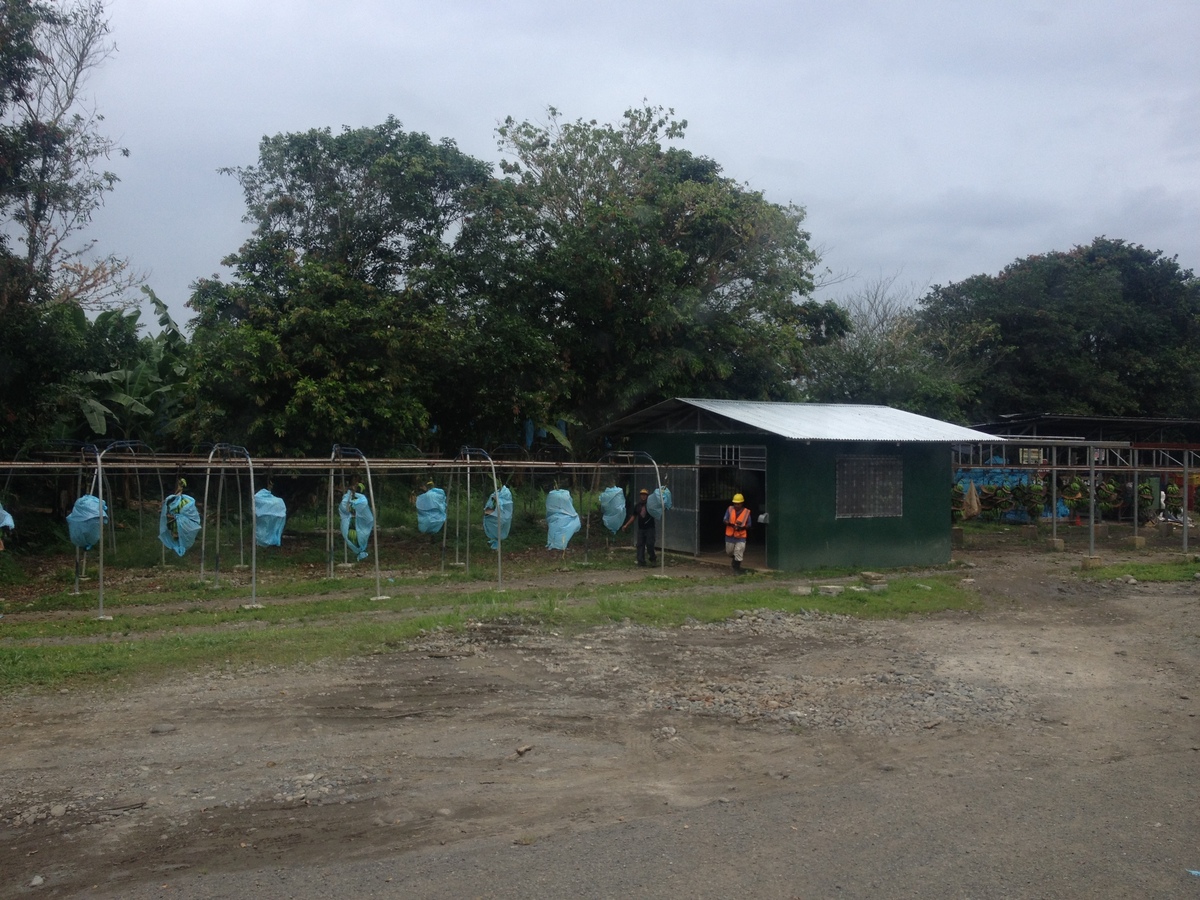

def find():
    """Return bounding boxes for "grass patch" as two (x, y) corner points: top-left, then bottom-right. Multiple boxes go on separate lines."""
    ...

(0, 562), (975, 691)
(1079, 559), (1200, 583)
(0, 553), (29, 586)
(0, 612), (459, 690)
(403, 573), (976, 632)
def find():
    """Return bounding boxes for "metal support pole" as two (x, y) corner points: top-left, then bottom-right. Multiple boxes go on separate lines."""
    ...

(329, 445), (388, 599)
(326, 458), (335, 579)
(1132, 456), (1139, 541)
(1184, 450), (1191, 554)
(248, 455), (257, 605)
(199, 444), (257, 599)
(94, 446), (106, 618)
(1088, 447), (1096, 558)
(1050, 461), (1058, 543)
(460, 447), (502, 589)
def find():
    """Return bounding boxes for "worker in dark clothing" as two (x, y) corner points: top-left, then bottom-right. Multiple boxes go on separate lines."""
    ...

(621, 488), (657, 567)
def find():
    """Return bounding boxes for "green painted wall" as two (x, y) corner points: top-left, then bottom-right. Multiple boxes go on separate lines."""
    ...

(629, 433), (952, 571)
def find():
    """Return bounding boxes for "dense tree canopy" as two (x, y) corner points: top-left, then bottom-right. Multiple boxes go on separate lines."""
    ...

(0, 0), (138, 457)
(917, 237), (1200, 422)
(0, 0), (64, 453)
(6, 36), (1199, 460)
(802, 276), (992, 421)
(186, 120), (494, 455)
(492, 106), (848, 433)
(187, 107), (848, 455)
(0, 0), (54, 312)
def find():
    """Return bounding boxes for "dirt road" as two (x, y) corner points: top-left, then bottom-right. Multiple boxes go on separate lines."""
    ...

(2, 545), (1198, 898)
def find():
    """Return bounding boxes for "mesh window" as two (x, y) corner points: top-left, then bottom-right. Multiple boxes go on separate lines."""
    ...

(696, 444), (766, 470)
(836, 456), (903, 518)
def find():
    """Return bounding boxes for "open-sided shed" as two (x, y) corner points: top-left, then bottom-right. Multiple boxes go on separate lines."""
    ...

(602, 398), (1000, 571)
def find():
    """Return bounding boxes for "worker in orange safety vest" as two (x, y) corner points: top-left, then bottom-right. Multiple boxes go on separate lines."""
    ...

(723, 493), (751, 575)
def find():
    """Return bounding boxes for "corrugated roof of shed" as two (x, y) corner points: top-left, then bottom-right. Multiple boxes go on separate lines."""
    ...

(603, 399), (1002, 443)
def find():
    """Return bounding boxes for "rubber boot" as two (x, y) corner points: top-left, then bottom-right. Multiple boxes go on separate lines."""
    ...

(733, 559), (742, 575)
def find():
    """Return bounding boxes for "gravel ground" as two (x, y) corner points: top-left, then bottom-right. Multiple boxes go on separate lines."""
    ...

(1, 542), (1198, 898)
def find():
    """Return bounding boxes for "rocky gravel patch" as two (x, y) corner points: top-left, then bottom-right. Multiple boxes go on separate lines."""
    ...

(414, 607), (1029, 736)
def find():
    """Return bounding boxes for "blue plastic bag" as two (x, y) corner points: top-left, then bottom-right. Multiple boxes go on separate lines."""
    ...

(483, 486), (513, 550)
(254, 489), (287, 547)
(67, 495), (108, 550)
(416, 487), (447, 534)
(646, 486), (672, 520)
(546, 489), (581, 550)
(339, 490), (374, 561)
(599, 486), (626, 534)
(159, 492), (201, 557)
(0, 502), (13, 532)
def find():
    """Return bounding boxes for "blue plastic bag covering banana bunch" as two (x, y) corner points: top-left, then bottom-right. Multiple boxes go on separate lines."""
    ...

(0, 501), (13, 551)
(545, 488), (581, 550)
(483, 486), (513, 550)
(159, 491), (201, 557)
(254, 489), (287, 547)
(66, 495), (108, 550)
(339, 488), (374, 560)
(416, 486), (447, 534)
(599, 486), (626, 534)
(646, 486), (672, 519)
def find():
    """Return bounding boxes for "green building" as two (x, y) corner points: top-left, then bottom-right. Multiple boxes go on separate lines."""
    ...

(602, 399), (999, 571)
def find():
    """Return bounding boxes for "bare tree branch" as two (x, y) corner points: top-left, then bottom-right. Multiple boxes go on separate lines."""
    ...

(5, 0), (142, 309)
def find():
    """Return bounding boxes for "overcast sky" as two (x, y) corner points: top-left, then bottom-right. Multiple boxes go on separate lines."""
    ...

(87, 0), (1200, 327)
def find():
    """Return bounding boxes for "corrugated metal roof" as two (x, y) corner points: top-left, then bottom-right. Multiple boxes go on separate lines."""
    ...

(670, 399), (1003, 443)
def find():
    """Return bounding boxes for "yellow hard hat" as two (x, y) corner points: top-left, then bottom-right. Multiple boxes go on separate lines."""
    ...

(732, 493), (744, 504)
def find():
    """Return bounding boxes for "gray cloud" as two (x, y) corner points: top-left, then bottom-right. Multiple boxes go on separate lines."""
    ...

(82, 0), (1200, 324)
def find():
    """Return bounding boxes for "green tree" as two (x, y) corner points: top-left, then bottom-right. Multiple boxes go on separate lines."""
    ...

(492, 104), (847, 440)
(803, 275), (993, 421)
(0, 0), (64, 454)
(0, 0), (54, 311)
(191, 109), (846, 455)
(218, 117), (489, 293)
(192, 118), (579, 455)
(188, 119), (497, 455)
(10, 0), (136, 309)
(918, 237), (1200, 421)
(0, 0), (138, 457)
(69, 288), (190, 443)
(186, 252), (438, 456)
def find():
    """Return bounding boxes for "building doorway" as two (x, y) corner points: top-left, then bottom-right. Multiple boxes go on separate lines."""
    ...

(696, 444), (767, 563)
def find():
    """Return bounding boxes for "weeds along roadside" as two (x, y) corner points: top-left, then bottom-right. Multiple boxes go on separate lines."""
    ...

(0, 565), (977, 692)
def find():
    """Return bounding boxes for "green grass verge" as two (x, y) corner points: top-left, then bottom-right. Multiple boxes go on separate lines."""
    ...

(0, 612), (457, 690)
(1079, 559), (1200, 582)
(0, 572), (975, 691)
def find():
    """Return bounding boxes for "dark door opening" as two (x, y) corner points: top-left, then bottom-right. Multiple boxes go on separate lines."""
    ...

(697, 466), (766, 554)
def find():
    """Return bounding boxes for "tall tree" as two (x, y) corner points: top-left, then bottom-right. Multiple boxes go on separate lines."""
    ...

(218, 117), (489, 294)
(8, 0), (135, 309)
(803, 275), (990, 420)
(0, 0), (52, 311)
(0, 0), (62, 454)
(187, 121), (495, 455)
(191, 109), (845, 454)
(918, 237), (1200, 421)
(0, 0), (140, 457)
(493, 104), (847, 438)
